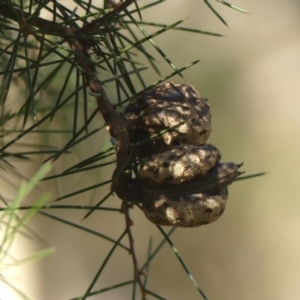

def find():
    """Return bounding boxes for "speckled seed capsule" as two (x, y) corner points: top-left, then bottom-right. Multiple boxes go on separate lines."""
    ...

(123, 82), (211, 157)
(140, 162), (242, 227)
(139, 144), (221, 185)
(141, 187), (228, 227)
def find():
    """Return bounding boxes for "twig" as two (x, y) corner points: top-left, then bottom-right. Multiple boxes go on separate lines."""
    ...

(122, 201), (148, 299)
(64, 28), (132, 199)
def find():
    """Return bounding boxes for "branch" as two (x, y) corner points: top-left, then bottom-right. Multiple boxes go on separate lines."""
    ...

(122, 201), (147, 299)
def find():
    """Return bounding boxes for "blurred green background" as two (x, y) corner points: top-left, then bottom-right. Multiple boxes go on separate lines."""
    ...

(2, 1), (300, 299)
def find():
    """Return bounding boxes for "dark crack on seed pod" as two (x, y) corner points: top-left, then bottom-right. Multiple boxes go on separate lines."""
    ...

(140, 162), (242, 195)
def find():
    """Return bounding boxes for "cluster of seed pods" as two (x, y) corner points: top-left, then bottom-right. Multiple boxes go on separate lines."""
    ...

(123, 82), (242, 227)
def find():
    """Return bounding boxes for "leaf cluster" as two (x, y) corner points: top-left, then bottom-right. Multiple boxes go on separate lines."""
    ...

(0, 1), (257, 299)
